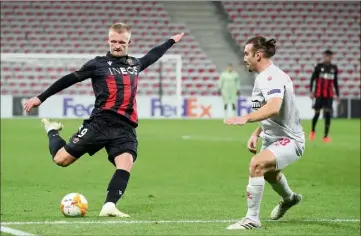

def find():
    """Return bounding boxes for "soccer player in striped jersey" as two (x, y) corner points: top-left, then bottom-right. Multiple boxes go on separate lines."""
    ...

(309, 50), (340, 142)
(24, 23), (184, 217)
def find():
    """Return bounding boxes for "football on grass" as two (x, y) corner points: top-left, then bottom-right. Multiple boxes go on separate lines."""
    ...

(60, 193), (88, 217)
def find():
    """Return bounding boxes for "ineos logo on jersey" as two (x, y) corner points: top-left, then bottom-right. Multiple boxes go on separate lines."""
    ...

(108, 66), (138, 75)
(320, 72), (335, 80)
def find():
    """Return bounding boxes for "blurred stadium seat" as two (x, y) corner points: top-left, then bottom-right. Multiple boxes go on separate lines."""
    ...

(222, 1), (360, 97)
(1, 1), (360, 98)
(0, 1), (219, 96)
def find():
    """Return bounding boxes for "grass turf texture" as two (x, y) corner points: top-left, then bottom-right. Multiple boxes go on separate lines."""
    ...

(1, 119), (360, 235)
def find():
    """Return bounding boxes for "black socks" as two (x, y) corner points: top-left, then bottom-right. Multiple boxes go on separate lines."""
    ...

(324, 111), (331, 138)
(311, 111), (320, 132)
(105, 169), (130, 204)
(47, 130), (66, 158)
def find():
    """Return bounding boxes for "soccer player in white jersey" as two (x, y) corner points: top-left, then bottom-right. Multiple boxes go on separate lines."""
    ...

(224, 36), (305, 230)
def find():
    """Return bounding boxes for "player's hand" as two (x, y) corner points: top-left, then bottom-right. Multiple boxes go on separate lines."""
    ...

(23, 97), (41, 112)
(336, 96), (341, 103)
(247, 135), (258, 154)
(224, 116), (248, 126)
(171, 32), (185, 43)
(310, 93), (314, 99)
(237, 91), (240, 96)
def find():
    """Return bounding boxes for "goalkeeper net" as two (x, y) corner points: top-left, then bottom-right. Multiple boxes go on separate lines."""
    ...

(1, 53), (183, 117)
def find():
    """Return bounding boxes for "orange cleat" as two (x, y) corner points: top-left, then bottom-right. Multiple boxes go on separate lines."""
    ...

(309, 131), (316, 141)
(322, 137), (332, 143)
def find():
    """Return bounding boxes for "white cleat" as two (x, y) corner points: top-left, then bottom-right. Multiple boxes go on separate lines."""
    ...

(270, 193), (302, 220)
(99, 202), (130, 217)
(41, 118), (64, 133)
(226, 217), (261, 230)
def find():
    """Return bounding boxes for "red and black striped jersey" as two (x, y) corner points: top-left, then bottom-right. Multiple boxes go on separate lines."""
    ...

(310, 63), (339, 98)
(74, 39), (175, 127)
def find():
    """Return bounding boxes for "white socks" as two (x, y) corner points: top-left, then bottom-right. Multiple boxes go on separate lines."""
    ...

(245, 176), (265, 222)
(244, 174), (294, 222)
(269, 173), (294, 201)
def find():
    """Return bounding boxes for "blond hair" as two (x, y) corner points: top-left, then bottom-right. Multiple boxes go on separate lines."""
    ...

(109, 23), (131, 34)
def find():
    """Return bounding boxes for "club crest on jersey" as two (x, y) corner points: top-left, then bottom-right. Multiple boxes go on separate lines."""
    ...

(73, 137), (79, 143)
(107, 61), (112, 66)
(267, 76), (272, 81)
(127, 58), (134, 66)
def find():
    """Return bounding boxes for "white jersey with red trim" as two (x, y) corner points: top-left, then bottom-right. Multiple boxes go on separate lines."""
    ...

(251, 64), (305, 143)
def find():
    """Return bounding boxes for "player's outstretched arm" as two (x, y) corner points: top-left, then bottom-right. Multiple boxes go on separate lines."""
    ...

(245, 97), (282, 122)
(224, 98), (282, 126)
(24, 58), (95, 113)
(23, 73), (79, 112)
(218, 72), (224, 91)
(138, 33), (185, 71)
(310, 64), (319, 98)
(334, 66), (340, 102)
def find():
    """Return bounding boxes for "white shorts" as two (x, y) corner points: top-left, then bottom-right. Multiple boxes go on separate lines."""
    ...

(261, 137), (305, 170)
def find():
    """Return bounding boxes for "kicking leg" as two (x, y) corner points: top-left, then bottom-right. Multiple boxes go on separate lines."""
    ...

(265, 171), (302, 220)
(227, 149), (276, 230)
(42, 118), (77, 167)
(99, 152), (134, 217)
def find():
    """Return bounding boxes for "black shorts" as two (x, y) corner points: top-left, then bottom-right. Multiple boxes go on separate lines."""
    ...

(313, 97), (333, 110)
(64, 112), (138, 165)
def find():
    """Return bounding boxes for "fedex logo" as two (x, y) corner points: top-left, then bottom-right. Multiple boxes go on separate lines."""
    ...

(237, 97), (253, 116)
(151, 98), (212, 118)
(63, 98), (94, 117)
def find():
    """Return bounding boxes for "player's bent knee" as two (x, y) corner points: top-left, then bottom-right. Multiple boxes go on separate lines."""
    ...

(249, 159), (265, 177)
(53, 156), (70, 167)
(53, 149), (76, 167)
(114, 152), (134, 172)
(249, 150), (277, 177)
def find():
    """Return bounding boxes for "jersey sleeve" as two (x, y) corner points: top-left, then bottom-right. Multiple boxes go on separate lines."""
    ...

(74, 58), (96, 81)
(333, 65), (340, 97)
(218, 72), (225, 89)
(310, 64), (320, 93)
(236, 72), (241, 90)
(260, 75), (285, 101)
(137, 39), (175, 72)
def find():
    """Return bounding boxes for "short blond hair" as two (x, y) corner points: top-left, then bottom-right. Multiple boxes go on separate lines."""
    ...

(109, 23), (131, 34)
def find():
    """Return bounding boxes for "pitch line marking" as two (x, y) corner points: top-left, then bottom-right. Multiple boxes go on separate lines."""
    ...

(0, 226), (37, 236)
(1, 219), (360, 226)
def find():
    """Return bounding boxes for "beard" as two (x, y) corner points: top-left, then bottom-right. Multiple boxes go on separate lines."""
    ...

(246, 65), (253, 72)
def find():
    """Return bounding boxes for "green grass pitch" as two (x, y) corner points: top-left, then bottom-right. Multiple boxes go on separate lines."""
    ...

(1, 118), (360, 235)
